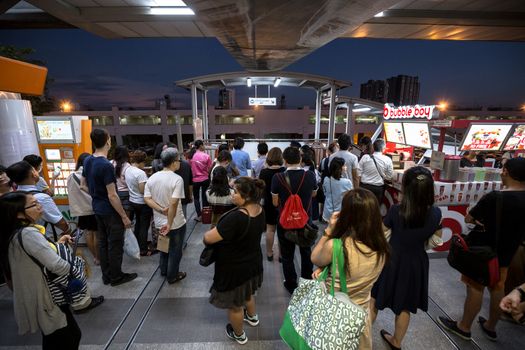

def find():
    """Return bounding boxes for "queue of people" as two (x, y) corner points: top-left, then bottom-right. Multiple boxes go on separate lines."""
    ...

(1, 128), (524, 349)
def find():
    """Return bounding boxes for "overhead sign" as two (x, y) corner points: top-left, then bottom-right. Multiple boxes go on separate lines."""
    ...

(249, 97), (276, 106)
(432, 119), (452, 128)
(460, 124), (513, 151)
(384, 104), (436, 120)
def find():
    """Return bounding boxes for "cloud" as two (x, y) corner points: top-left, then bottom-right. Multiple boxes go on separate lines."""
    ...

(50, 76), (191, 108)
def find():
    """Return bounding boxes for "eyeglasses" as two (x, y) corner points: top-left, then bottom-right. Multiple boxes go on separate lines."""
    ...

(25, 202), (41, 210)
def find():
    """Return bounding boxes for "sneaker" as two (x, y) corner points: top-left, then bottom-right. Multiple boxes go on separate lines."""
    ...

(243, 309), (260, 326)
(111, 273), (138, 286)
(225, 323), (247, 345)
(73, 296), (104, 314)
(438, 316), (472, 341)
(478, 316), (497, 341)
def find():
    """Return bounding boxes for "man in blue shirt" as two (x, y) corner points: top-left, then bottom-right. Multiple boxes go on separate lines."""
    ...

(251, 142), (268, 178)
(82, 129), (136, 286)
(231, 137), (251, 177)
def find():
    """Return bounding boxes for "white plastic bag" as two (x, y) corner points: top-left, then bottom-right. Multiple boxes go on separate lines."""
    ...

(124, 228), (140, 260)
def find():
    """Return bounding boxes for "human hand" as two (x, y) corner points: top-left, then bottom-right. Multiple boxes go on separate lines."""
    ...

(58, 235), (72, 245)
(326, 211), (339, 233)
(500, 289), (521, 313)
(159, 224), (169, 236)
(312, 267), (323, 280)
(122, 216), (132, 229)
(162, 207), (169, 216)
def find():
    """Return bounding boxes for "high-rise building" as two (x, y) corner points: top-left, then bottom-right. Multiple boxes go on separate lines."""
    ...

(218, 88), (235, 109)
(386, 75), (420, 106)
(360, 80), (388, 103)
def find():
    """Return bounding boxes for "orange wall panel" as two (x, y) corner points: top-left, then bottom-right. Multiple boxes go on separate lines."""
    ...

(0, 56), (48, 96)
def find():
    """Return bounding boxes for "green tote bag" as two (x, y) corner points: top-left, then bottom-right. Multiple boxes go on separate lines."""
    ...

(279, 238), (367, 350)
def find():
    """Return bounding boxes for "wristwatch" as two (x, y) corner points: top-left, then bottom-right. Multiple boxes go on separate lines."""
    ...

(517, 287), (525, 302)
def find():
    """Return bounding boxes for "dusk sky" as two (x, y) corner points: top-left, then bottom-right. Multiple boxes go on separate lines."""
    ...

(1, 28), (524, 110)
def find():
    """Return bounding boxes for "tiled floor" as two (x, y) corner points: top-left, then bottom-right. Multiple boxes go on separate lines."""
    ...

(1, 206), (524, 349)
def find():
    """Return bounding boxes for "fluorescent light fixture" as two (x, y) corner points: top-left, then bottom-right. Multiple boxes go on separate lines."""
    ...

(247, 78), (252, 87)
(352, 107), (371, 112)
(374, 11), (384, 17)
(150, 7), (194, 15)
(274, 77), (281, 87)
(154, 0), (188, 6)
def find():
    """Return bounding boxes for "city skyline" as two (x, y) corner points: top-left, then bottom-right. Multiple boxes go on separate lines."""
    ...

(1, 28), (524, 110)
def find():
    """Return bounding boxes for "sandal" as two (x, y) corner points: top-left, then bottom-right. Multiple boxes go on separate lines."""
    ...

(168, 271), (187, 284)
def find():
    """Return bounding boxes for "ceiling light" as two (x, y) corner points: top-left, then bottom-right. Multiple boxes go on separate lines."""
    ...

(274, 78), (281, 87)
(150, 7), (194, 15)
(374, 11), (385, 17)
(247, 78), (252, 87)
(352, 107), (371, 112)
(154, 0), (188, 6)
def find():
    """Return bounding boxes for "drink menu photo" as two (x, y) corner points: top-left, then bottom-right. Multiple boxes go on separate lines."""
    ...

(460, 124), (513, 151)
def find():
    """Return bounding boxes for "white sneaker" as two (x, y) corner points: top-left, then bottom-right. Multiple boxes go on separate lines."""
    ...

(226, 323), (247, 344)
(243, 309), (260, 326)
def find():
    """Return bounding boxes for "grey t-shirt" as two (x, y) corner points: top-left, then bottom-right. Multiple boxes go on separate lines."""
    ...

(329, 150), (359, 184)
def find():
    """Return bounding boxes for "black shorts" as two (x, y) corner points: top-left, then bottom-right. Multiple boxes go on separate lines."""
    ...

(78, 215), (98, 231)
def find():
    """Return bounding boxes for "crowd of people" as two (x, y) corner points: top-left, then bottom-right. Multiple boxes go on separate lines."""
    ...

(0, 129), (524, 349)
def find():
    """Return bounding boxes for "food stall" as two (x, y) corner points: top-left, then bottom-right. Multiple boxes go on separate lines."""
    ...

(378, 104), (523, 251)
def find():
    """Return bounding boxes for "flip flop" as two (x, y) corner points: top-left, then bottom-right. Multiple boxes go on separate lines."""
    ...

(380, 329), (401, 350)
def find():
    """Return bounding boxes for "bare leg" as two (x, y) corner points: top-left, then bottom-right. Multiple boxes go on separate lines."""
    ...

(245, 294), (256, 317)
(266, 224), (276, 258)
(228, 307), (244, 335)
(386, 311), (410, 348)
(458, 285), (483, 332)
(370, 298), (378, 323)
(485, 288), (505, 331)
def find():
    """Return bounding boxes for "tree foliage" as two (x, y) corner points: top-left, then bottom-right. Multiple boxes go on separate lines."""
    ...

(0, 45), (56, 115)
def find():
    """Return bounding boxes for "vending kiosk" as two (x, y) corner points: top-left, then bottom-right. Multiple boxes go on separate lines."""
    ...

(34, 116), (92, 205)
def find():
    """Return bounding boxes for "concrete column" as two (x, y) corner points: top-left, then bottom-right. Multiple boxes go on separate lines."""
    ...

(191, 84), (201, 140)
(346, 102), (354, 137)
(314, 89), (322, 141)
(327, 85), (337, 144)
(202, 90), (209, 140)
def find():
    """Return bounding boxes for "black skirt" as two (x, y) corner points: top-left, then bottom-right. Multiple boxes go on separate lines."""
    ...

(209, 273), (263, 309)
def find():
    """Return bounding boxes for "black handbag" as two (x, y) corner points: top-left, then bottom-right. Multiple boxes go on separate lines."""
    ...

(447, 192), (502, 287)
(199, 207), (250, 267)
(284, 222), (319, 248)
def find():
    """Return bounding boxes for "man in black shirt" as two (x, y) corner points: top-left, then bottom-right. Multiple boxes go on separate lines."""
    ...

(271, 147), (317, 294)
(439, 158), (525, 341)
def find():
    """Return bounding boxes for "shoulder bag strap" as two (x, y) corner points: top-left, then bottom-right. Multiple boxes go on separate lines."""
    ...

(17, 229), (46, 271)
(276, 173), (293, 195)
(370, 155), (385, 181)
(71, 173), (81, 186)
(329, 238), (348, 295)
(285, 171), (306, 195)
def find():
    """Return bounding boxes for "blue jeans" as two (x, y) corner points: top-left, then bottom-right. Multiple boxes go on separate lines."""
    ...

(159, 224), (186, 281)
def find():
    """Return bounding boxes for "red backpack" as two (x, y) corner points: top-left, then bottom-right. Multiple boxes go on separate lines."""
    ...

(277, 171), (310, 230)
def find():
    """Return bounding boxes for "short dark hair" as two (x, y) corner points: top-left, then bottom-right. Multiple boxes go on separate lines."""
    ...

(218, 143), (229, 153)
(0, 165), (6, 174)
(233, 177), (265, 204)
(283, 146), (301, 165)
(504, 157), (525, 182)
(233, 137), (244, 150)
(91, 129), (110, 149)
(358, 136), (371, 147)
(217, 150), (232, 163)
(290, 140), (301, 149)
(337, 133), (351, 150)
(6, 161), (34, 184)
(257, 142), (268, 155)
(23, 154), (43, 169)
(130, 150), (147, 164)
(194, 140), (204, 149)
(266, 147), (283, 166)
(328, 142), (338, 154)
(373, 138), (386, 152)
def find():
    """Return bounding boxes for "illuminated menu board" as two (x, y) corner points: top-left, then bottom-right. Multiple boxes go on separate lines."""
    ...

(384, 122), (406, 145)
(36, 119), (74, 143)
(460, 124), (513, 151)
(503, 125), (525, 151)
(403, 122), (432, 149)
